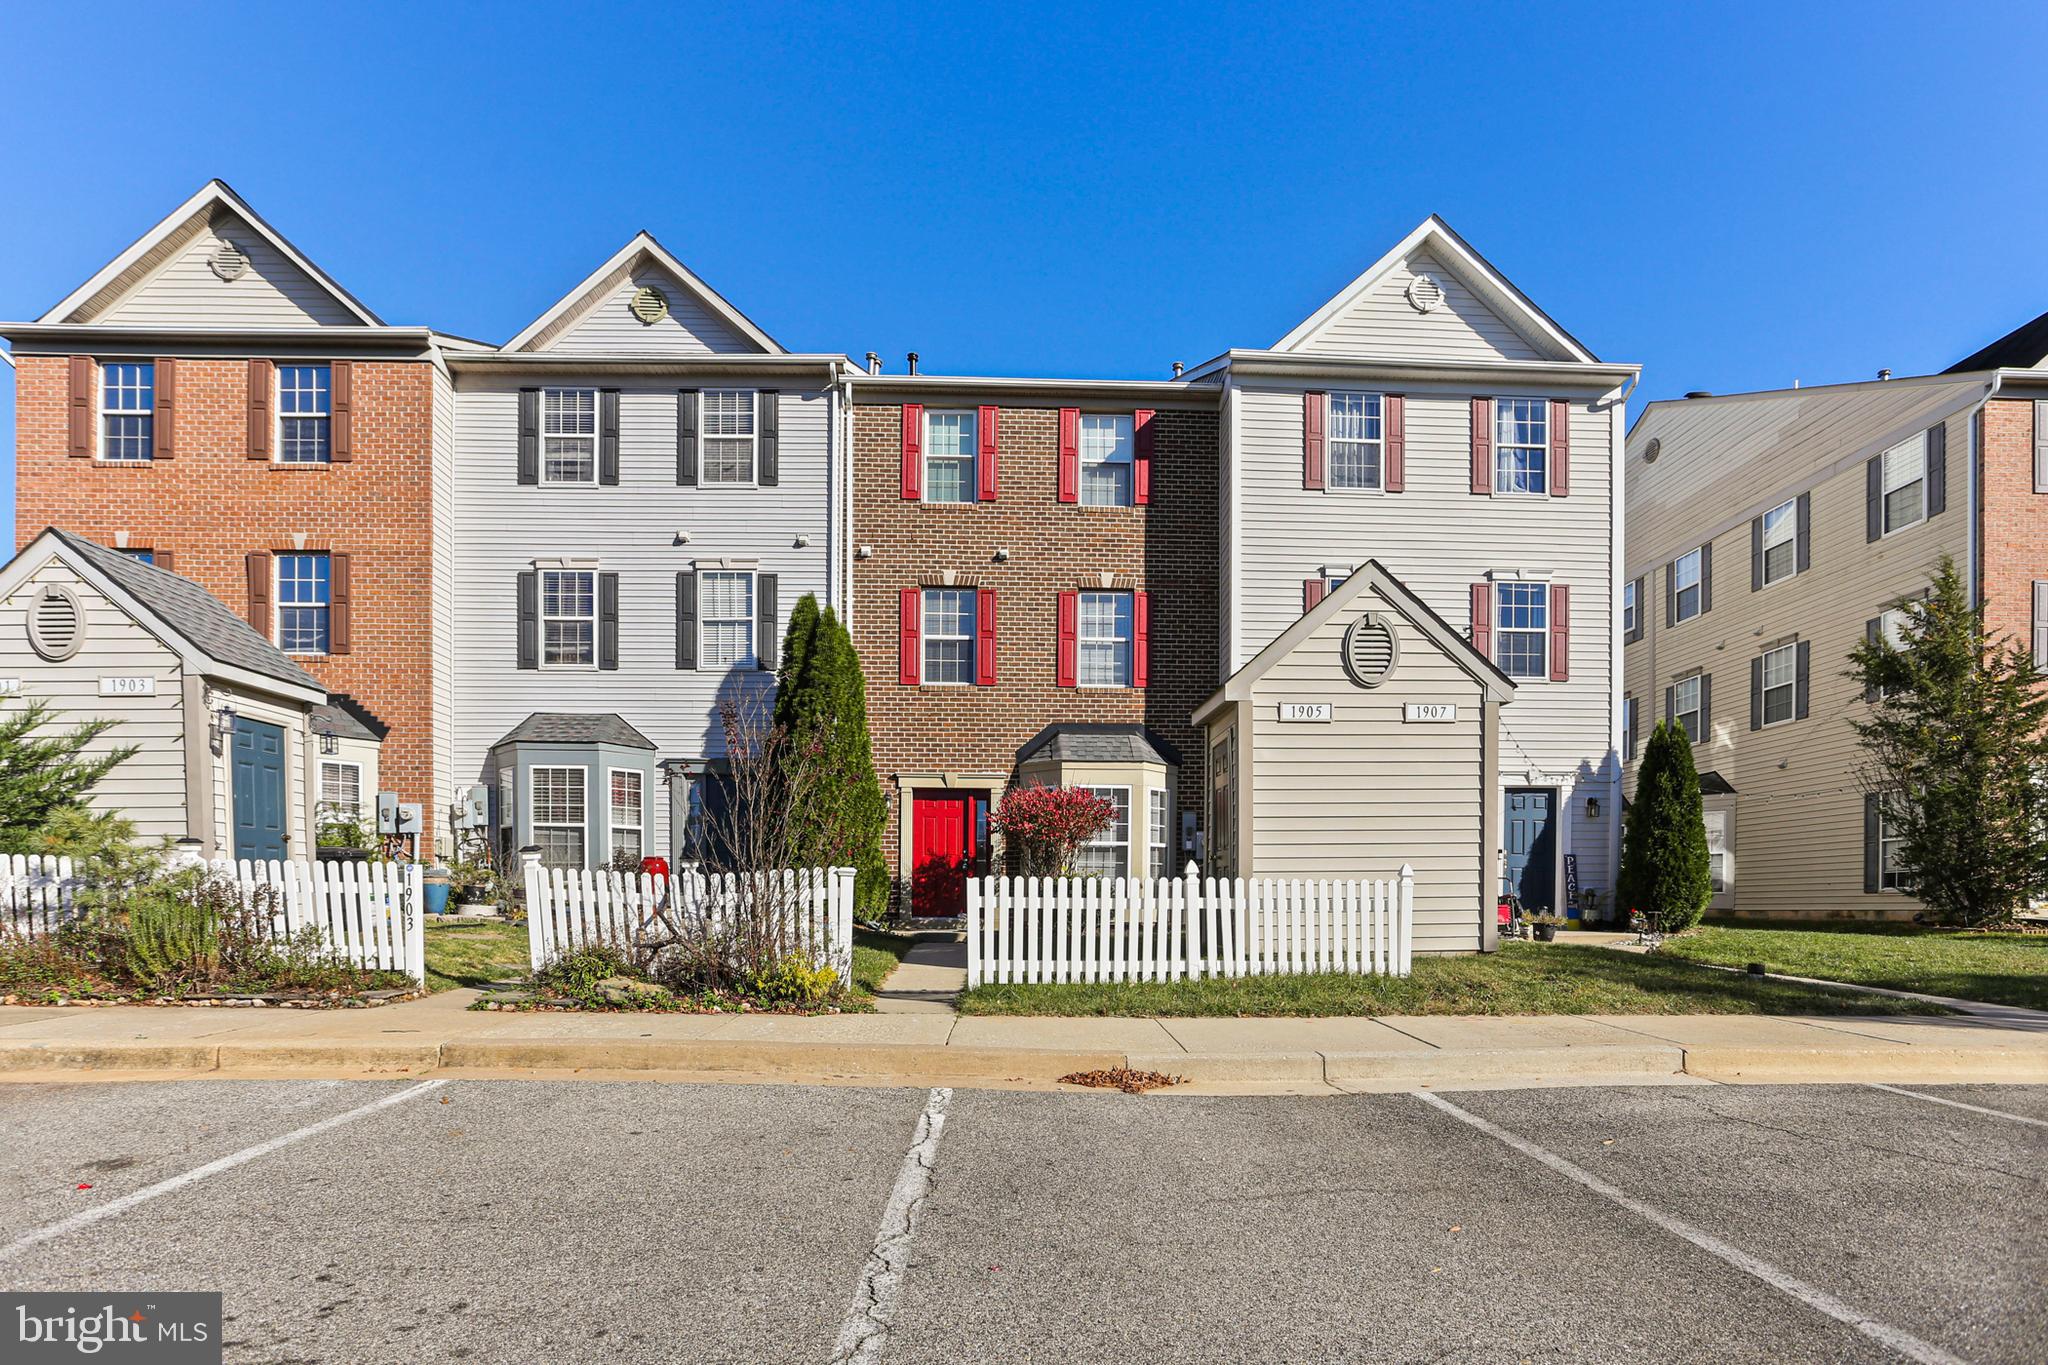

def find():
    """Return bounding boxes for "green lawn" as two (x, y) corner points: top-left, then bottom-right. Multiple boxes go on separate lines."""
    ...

(424, 919), (531, 992)
(851, 928), (917, 997)
(1661, 922), (2048, 1011)
(956, 942), (1949, 1017)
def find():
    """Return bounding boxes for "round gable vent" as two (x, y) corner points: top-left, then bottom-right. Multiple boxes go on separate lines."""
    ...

(28, 585), (84, 661)
(629, 286), (670, 325)
(1340, 612), (1401, 689)
(208, 240), (250, 282)
(1405, 272), (1446, 314)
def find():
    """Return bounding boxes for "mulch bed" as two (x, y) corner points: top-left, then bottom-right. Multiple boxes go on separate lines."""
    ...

(1059, 1067), (1186, 1094)
(1, 987), (423, 1009)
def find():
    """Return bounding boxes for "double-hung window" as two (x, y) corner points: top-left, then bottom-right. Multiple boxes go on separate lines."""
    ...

(923, 410), (977, 504)
(1075, 786), (1131, 878)
(608, 769), (644, 866)
(1760, 643), (1797, 726)
(1079, 415), (1134, 506)
(1673, 548), (1704, 623)
(700, 571), (757, 669)
(1761, 499), (1797, 585)
(1495, 397), (1548, 494)
(1328, 392), (1383, 490)
(1622, 580), (1638, 638)
(531, 766), (587, 868)
(100, 362), (154, 462)
(1673, 674), (1703, 743)
(542, 388), (597, 484)
(1622, 695), (1638, 761)
(277, 553), (331, 654)
(1877, 810), (1909, 891)
(541, 569), (596, 666)
(318, 760), (362, 819)
(1881, 437), (1927, 534)
(1147, 789), (1169, 881)
(278, 365), (332, 464)
(1494, 583), (1548, 679)
(703, 389), (757, 484)
(920, 588), (975, 684)
(1078, 591), (1134, 687)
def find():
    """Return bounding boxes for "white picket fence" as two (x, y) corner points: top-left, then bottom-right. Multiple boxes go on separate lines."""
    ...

(0, 852), (426, 984)
(523, 862), (857, 979)
(966, 864), (1413, 987)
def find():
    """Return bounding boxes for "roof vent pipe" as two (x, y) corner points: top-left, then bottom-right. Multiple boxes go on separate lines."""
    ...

(865, 352), (880, 375)
(1684, 390), (1713, 400)
(1172, 361), (1184, 378)
(907, 352), (920, 376)
(1878, 369), (1892, 381)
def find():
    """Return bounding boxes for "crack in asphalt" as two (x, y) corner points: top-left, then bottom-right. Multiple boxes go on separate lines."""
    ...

(831, 1086), (952, 1365)
(1672, 1091), (2044, 1185)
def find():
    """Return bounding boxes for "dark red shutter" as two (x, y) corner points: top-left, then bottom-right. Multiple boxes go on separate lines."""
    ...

(67, 357), (93, 457)
(1133, 591), (1150, 688)
(331, 360), (354, 463)
(1056, 591), (1078, 687)
(329, 552), (353, 654)
(154, 358), (177, 459)
(1549, 398), (1569, 497)
(976, 588), (998, 686)
(153, 550), (174, 573)
(898, 588), (921, 684)
(1549, 583), (1570, 681)
(1303, 577), (1327, 613)
(1384, 393), (1404, 492)
(247, 359), (273, 459)
(1057, 408), (1080, 503)
(900, 404), (923, 500)
(977, 404), (999, 501)
(246, 551), (273, 637)
(1132, 409), (1155, 506)
(1470, 397), (1492, 494)
(1470, 582), (1492, 659)
(1302, 392), (1326, 490)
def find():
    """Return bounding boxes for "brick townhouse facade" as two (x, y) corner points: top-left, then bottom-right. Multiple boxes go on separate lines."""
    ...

(1976, 396), (2048, 653)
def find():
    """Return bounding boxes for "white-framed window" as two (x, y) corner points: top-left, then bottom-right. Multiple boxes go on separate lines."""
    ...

(1673, 674), (1703, 743)
(1761, 498), (1798, 585)
(923, 410), (977, 504)
(1874, 606), (1910, 700)
(123, 549), (156, 565)
(608, 768), (644, 866)
(1079, 414), (1134, 506)
(1494, 582), (1548, 680)
(1147, 788), (1169, 881)
(1075, 785), (1131, 878)
(700, 570), (757, 669)
(703, 389), (757, 485)
(1877, 809), (1909, 891)
(1078, 591), (1134, 687)
(541, 568), (596, 667)
(100, 362), (154, 462)
(277, 364), (332, 464)
(318, 760), (362, 818)
(921, 588), (975, 684)
(542, 388), (597, 485)
(1673, 548), (1704, 623)
(1622, 579), (1638, 638)
(1494, 397), (1547, 494)
(1760, 642), (1797, 726)
(1881, 436), (1927, 534)
(1622, 694), (1638, 761)
(1328, 391), (1383, 490)
(531, 765), (587, 869)
(277, 553), (331, 654)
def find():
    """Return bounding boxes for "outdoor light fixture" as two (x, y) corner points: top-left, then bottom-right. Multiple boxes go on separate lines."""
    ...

(211, 705), (238, 747)
(1587, 797), (1601, 818)
(993, 547), (1011, 563)
(320, 733), (339, 755)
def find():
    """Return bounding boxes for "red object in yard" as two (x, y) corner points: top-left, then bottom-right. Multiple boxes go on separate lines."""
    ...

(640, 856), (669, 881)
(1497, 901), (1513, 928)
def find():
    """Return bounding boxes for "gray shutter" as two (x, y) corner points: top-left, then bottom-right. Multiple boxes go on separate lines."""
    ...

(1626, 697), (1638, 760)
(518, 389), (540, 485)
(1796, 492), (1812, 573)
(517, 571), (538, 669)
(1864, 794), (1881, 893)
(598, 390), (621, 486)
(1699, 671), (1712, 739)
(2034, 582), (2048, 670)
(1664, 684), (1675, 725)
(1926, 422), (1946, 516)
(756, 572), (778, 671)
(1864, 618), (1882, 702)
(1749, 655), (1763, 731)
(1699, 542), (1713, 615)
(2035, 401), (2048, 492)
(758, 391), (779, 487)
(1750, 516), (1763, 592)
(1665, 564), (1676, 627)
(1795, 640), (1810, 720)
(677, 390), (700, 486)
(1865, 455), (1882, 541)
(598, 572), (619, 670)
(676, 571), (697, 670)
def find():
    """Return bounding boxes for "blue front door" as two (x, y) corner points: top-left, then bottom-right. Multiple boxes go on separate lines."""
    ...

(232, 718), (289, 863)
(1504, 788), (1557, 913)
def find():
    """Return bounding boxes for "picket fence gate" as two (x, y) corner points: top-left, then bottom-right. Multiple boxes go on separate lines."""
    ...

(966, 864), (1413, 987)
(523, 861), (857, 979)
(0, 852), (425, 983)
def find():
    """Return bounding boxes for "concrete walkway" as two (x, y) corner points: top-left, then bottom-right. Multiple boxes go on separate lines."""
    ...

(872, 938), (966, 1016)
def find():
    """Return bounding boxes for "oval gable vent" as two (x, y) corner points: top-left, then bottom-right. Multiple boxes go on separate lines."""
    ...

(28, 585), (84, 661)
(1341, 612), (1400, 689)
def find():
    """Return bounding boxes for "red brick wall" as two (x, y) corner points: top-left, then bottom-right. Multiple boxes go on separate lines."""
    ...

(851, 402), (1219, 908)
(1979, 399), (2048, 651)
(13, 354), (437, 833)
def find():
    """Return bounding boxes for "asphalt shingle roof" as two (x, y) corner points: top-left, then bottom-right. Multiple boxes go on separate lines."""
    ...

(1015, 723), (1180, 768)
(491, 712), (657, 750)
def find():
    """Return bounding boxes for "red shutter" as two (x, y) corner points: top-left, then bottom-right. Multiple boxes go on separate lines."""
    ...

(1302, 391), (1326, 490)
(153, 550), (175, 573)
(331, 360), (354, 463)
(246, 551), (273, 637)
(329, 553), (353, 655)
(1132, 409), (1155, 506)
(1056, 591), (1078, 687)
(1549, 583), (1570, 681)
(1470, 397), (1492, 494)
(900, 404), (923, 500)
(977, 404), (999, 501)
(1057, 408), (1080, 503)
(154, 358), (177, 459)
(1470, 582), (1492, 660)
(898, 588), (921, 684)
(1383, 393), (1405, 492)
(976, 588), (998, 686)
(247, 359), (273, 459)
(1549, 397), (1569, 496)
(1303, 577), (1326, 613)
(67, 356), (93, 457)
(1133, 590), (1150, 688)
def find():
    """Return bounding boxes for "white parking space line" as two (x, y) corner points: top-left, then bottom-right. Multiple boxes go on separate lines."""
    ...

(1411, 1091), (1971, 1365)
(832, 1086), (953, 1365)
(1864, 1083), (2048, 1129)
(0, 1080), (447, 1266)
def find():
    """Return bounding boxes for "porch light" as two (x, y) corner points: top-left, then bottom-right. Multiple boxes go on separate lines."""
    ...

(211, 705), (238, 745)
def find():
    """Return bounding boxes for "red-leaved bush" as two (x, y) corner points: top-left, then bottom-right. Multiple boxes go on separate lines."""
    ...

(990, 785), (1117, 876)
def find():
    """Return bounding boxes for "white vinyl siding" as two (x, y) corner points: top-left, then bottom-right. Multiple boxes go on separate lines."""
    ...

(1761, 498), (1798, 585)
(699, 570), (757, 669)
(1760, 643), (1796, 726)
(94, 216), (361, 328)
(531, 766), (587, 868)
(1673, 548), (1703, 623)
(1494, 397), (1547, 494)
(608, 768), (644, 866)
(540, 268), (758, 356)
(921, 588), (975, 684)
(1074, 785), (1131, 878)
(1079, 415), (1133, 506)
(542, 388), (597, 485)
(100, 362), (154, 462)
(541, 569), (596, 667)
(1880, 436), (1927, 535)
(1289, 251), (1550, 362)
(924, 410), (977, 504)
(1077, 591), (1133, 687)
(702, 389), (757, 485)
(1327, 391), (1383, 490)
(277, 365), (332, 464)
(1494, 582), (1548, 680)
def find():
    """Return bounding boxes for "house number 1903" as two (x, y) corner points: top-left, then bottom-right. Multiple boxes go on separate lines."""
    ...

(98, 676), (157, 697)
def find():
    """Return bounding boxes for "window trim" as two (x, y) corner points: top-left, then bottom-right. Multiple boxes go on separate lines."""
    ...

(1076, 589), (1135, 689)
(539, 386), (600, 487)
(1077, 413), (1136, 508)
(1760, 498), (1799, 587)
(1879, 436), (1928, 537)
(1621, 580), (1638, 638)
(275, 363), (333, 466)
(1493, 396), (1549, 496)
(1673, 548), (1704, 624)
(919, 586), (977, 687)
(1493, 581), (1549, 681)
(539, 566), (598, 670)
(98, 360), (155, 464)
(1759, 642), (1798, 728)
(921, 408), (978, 505)
(1673, 673), (1704, 743)
(1077, 784), (1133, 879)
(700, 388), (760, 487)
(1325, 390), (1385, 492)
(1877, 809), (1909, 892)
(1146, 787), (1170, 882)
(317, 759), (363, 819)
(530, 764), (589, 869)
(607, 766), (645, 868)
(275, 551), (332, 656)
(697, 568), (759, 671)
(1621, 693), (1637, 761)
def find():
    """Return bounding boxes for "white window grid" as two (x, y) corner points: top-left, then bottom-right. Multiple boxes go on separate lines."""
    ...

(1881, 437), (1927, 534)
(1494, 397), (1547, 494)
(277, 365), (332, 464)
(1494, 583), (1548, 680)
(1674, 675), (1703, 743)
(1147, 788), (1168, 881)
(542, 388), (597, 485)
(1075, 785), (1131, 879)
(100, 362), (154, 462)
(1761, 499), (1797, 585)
(1328, 392), (1383, 490)
(277, 553), (331, 654)
(700, 570), (757, 669)
(608, 768), (644, 867)
(1760, 643), (1797, 726)
(531, 765), (587, 869)
(1875, 607), (1910, 700)
(1622, 580), (1638, 636)
(1079, 414), (1134, 506)
(1674, 548), (1703, 623)
(703, 389), (757, 485)
(924, 410), (977, 504)
(542, 569), (596, 667)
(1877, 810), (1909, 891)
(1078, 591), (1133, 687)
(921, 588), (975, 684)
(318, 760), (362, 818)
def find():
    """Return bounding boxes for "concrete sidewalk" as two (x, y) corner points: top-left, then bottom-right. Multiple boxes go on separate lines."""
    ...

(1, 991), (2044, 1092)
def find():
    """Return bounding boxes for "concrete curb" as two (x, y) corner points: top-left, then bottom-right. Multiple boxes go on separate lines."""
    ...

(1681, 1045), (2048, 1084)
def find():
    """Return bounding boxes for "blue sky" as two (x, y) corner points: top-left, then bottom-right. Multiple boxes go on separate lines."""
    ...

(6, 1), (2048, 533)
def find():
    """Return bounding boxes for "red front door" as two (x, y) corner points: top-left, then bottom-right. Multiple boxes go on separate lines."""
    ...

(911, 790), (981, 918)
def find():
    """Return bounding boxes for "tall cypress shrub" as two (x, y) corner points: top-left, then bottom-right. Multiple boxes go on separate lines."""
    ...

(1615, 720), (1713, 931)
(775, 595), (890, 918)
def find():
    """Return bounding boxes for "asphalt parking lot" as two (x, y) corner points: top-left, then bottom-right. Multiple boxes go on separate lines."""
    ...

(0, 1079), (2041, 1364)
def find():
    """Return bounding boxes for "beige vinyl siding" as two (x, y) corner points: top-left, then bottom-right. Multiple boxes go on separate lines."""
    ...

(1291, 252), (1549, 363)
(430, 363), (458, 854)
(543, 268), (760, 356)
(95, 213), (360, 328)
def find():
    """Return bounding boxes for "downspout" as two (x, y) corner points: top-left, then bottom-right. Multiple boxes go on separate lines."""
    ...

(837, 360), (857, 627)
(1971, 372), (2002, 609)
(1605, 373), (1637, 910)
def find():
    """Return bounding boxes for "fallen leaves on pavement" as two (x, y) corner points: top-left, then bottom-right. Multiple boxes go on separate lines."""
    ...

(1058, 1067), (1185, 1094)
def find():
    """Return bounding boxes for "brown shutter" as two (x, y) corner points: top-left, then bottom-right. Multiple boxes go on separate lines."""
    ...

(152, 550), (174, 573)
(67, 356), (93, 457)
(1470, 397), (1493, 494)
(1548, 583), (1570, 681)
(1384, 394), (1405, 492)
(1549, 398), (1570, 496)
(246, 359), (273, 459)
(329, 361), (353, 462)
(1302, 392), (1325, 490)
(154, 358), (177, 459)
(328, 553), (353, 654)
(245, 551), (273, 637)
(1470, 582), (1492, 658)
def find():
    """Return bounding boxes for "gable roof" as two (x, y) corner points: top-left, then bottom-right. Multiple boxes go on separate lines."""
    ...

(1945, 307), (2048, 373)
(38, 180), (382, 328)
(1270, 215), (1597, 364)
(1015, 723), (1182, 769)
(490, 712), (657, 750)
(501, 232), (783, 354)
